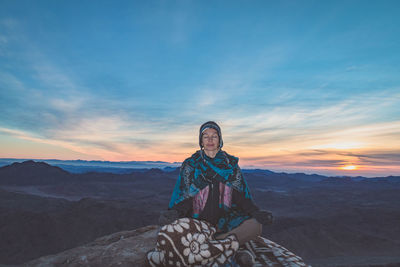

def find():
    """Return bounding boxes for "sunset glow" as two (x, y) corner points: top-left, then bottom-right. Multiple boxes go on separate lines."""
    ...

(340, 165), (358, 171)
(0, 1), (399, 177)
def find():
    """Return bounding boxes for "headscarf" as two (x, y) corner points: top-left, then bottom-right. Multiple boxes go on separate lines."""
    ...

(199, 121), (224, 149)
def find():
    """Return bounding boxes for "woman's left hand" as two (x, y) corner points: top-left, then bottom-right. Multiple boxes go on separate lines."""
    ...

(252, 210), (273, 225)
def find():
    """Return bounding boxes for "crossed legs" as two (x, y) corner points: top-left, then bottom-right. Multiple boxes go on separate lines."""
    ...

(215, 218), (262, 246)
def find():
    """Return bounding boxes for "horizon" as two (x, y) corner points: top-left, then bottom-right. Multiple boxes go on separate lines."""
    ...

(1, 157), (398, 178)
(1, 1), (399, 177)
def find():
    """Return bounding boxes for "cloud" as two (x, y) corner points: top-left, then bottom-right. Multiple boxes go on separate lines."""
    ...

(0, 34), (7, 56)
(241, 147), (400, 168)
(168, 1), (193, 45)
(0, 11), (398, 175)
(0, 18), (28, 58)
(33, 63), (78, 91)
(336, 151), (400, 166)
(0, 18), (19, 29)
(0, 72), (25, 91)
(2, 57), (399, 168)
(221, 89), (400, 148)
(0, 126), (102, 158)
(345, 65), (369, 72)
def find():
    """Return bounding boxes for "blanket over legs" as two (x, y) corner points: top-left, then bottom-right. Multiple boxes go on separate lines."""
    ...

(147, 218), (239, 266)
(146, 218), (310, 267)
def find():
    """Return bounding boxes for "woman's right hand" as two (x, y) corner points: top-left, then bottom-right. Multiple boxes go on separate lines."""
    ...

(158, 209), (179, 226)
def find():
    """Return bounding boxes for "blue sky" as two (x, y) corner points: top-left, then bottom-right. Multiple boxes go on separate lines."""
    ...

(0, 0), (399, 176)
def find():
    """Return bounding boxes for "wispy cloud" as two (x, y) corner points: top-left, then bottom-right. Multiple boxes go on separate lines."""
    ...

(1, 44), (399, 170)
(0, 2), (399, 176)
(239, 148), (400, 177)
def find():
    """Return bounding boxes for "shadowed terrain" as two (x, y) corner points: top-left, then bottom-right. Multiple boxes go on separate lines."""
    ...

(1, 160), (400, 266)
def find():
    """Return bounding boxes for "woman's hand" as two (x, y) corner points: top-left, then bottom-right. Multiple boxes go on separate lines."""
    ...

(252, 210), (273, 225)
(158, 209), (179, 226)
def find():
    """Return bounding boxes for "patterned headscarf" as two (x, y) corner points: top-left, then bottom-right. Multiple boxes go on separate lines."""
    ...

(199, 121), (223, 149)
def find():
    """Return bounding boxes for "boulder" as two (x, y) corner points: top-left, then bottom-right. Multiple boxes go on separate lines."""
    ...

(25, 225), (159, 267)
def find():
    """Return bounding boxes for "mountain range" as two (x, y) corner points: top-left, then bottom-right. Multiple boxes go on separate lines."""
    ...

(0, 158), (181, 174)
(0, 160), (399, 266)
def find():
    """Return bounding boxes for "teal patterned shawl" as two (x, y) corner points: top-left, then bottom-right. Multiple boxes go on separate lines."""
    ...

(169, 149), (253, 232)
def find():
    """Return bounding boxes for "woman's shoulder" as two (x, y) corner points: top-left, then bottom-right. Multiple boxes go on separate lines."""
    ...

(221, 150), (239, 166)
(181, 150), (202, 167)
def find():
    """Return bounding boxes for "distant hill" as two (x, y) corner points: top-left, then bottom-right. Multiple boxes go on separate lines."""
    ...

(0, 160), (399, 196)
(2, 159), (399, 181)
(0, 158), (181, 174)
(0, 160), (71, 185)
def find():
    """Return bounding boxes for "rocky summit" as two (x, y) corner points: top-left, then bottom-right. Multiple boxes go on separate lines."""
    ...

(25, 225), (159, 267)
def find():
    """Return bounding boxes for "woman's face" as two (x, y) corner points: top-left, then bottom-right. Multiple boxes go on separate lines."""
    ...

(201, 128), (219, 153)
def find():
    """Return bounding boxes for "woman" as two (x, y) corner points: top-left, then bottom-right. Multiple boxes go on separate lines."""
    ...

(147, 122), (310, 267)
(164, 121), (272, 245)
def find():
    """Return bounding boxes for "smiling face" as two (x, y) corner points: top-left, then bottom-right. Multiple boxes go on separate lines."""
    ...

(201, 128), (219, 154)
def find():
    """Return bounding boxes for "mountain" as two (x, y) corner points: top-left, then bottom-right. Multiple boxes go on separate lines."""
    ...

(0, 189), (161, 265)
(0, 158), (181, 173)
(0, 160), (71, 185)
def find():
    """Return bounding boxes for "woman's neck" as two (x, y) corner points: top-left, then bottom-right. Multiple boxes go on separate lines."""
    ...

(204, 149), (219, 158)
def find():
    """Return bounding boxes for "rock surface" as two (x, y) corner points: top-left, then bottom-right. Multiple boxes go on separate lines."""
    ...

(25, 225), (159, 267)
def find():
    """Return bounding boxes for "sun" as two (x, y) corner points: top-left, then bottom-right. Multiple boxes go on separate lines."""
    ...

(340, 165), (358, 170)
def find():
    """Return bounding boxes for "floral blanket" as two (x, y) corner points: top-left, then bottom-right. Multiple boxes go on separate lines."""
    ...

(147, 218), (239, 266)
(146, 218), (310, 267)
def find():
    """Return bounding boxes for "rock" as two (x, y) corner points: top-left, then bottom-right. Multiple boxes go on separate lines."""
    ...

(24, 225), (159, 267)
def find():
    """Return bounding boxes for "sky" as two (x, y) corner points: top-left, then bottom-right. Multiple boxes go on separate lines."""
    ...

(0, 0), (399, 177)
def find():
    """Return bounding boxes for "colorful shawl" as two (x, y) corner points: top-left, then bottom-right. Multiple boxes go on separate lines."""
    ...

(169, 150), (253, 232)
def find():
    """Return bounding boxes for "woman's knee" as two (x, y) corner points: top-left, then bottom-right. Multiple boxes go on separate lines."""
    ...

(246, 218), (262, 236)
